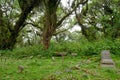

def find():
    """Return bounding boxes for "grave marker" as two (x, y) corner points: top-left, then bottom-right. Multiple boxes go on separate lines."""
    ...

(100, 50), (115, 68)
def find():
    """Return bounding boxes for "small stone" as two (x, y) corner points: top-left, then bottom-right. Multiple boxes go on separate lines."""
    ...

(54, 71), (62, 75)
(54, 52), (67, 57)
(52, 57), (55, 61)
(65, 68), (72, 73)
(30, 56), (33, 59)
(71, 53), (78, 56)
(86, 60), (91, 64)
(18, 65), (24, 73)
(71, 65), (80, 70)
(37, 55), (41, 58)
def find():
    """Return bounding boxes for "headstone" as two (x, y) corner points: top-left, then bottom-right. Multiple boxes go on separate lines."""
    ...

(54, 52), (67, 57)
(100, 50), (115, 68)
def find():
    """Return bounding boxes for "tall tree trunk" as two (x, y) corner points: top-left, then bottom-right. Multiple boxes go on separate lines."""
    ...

(43, 23), (57, 49)
(42, 0), (81, 49)
(42, 1), (57, 49)
(43, 28), (53, 49)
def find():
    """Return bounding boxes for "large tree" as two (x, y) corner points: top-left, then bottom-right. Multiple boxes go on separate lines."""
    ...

(0, 0), (41, 50)
(75, 0), (120, 41)
(42, 0), (87, 49)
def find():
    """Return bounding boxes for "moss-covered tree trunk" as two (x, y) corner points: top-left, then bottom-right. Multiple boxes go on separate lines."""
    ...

(42, 0), (82, 49)
(0, 1), (35, 50)
(43, 0), (57, 49)
(43, 27), (55, 49)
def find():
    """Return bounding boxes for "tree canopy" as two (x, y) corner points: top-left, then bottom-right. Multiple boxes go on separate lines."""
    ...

(0, 0), (120, 50)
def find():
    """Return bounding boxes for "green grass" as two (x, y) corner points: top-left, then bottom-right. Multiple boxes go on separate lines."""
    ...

(0, 39), (120, 80)
(0, 55), (120, 80)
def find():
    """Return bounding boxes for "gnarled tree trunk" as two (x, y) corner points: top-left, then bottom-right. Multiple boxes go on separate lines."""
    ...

(43, 27), (55, 49)
(0, 1), (35, 50)
(42, 0), (57, 49)
(42, 0), (83, 49)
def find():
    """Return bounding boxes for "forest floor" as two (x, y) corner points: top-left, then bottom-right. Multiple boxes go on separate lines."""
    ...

(0, 55), (120, 80)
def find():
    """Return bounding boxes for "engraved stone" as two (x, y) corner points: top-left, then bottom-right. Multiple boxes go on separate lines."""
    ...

(100, 50), (115, 68)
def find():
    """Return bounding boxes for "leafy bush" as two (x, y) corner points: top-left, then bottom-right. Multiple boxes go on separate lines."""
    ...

(0, 38), (120, 58)
(52, 38), (120, 56)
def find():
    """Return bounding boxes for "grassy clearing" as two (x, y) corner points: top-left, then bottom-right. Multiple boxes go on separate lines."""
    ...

(0, 55), (120, 80)
(0, 39), (120, 80)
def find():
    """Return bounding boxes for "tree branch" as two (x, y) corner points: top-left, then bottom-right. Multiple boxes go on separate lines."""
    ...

(57, 0), (88, 27)
(54, 22), (77, 35)
(22, 22), (43, 31)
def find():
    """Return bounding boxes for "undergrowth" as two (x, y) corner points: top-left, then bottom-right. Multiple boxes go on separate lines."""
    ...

(0, 39), (120, 58)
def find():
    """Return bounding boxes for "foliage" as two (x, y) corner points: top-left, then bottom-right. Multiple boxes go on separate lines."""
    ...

(0, 38), (120, 58)
(0, 0), (120, 79)
(53, 38), (120, 56)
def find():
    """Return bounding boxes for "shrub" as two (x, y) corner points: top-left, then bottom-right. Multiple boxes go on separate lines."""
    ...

(0, 38), (120, 58)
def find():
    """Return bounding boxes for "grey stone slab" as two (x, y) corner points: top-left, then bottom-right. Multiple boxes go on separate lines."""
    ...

(101, 64), (115, 68)
(100, 50), (115, 68)
(101, 59), (114, 64)
(101, 50), (111, 59)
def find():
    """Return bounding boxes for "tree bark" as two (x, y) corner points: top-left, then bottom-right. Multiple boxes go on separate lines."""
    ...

(43, 18), (56, 49)
(0, 2), (34, 50)
(42, 0), (82, 49)
(43, 29), (53, 49)
(42, 0), (58, 49)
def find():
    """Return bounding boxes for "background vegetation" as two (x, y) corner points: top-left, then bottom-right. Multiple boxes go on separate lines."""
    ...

(0, 0), (120, 80)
